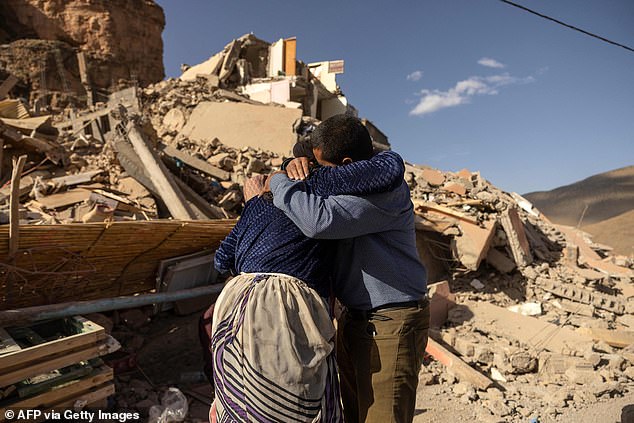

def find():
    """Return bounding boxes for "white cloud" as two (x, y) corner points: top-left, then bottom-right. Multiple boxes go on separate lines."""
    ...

(478, 57), (506, 69)
(409, 72), (535, 116)
(406, 70), (423, 81)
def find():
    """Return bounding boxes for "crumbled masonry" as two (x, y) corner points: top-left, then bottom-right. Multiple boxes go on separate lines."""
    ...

(0, 25), (633, 421)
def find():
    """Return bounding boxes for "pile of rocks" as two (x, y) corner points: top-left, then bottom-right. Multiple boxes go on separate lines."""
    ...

(404, 163), (634, 421)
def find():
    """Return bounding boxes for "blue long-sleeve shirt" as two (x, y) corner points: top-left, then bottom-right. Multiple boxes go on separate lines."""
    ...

(270, 152), (427, 310)
(214, 151), (406, 298)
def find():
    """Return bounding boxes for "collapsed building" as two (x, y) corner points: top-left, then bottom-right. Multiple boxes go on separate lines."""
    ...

(0, 7), (633, 420)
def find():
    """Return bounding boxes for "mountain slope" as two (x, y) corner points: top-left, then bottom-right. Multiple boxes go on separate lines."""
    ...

(524, 166), (634, 226)
(582, 209), (634, 257)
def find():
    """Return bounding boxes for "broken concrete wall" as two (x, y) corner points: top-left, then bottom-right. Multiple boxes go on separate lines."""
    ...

(321, 95), (357, 120)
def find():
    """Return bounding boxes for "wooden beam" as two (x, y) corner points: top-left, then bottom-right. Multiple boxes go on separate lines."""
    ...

(0, 366), (112, 411)
(9, 155), (27, 257)
(47, 170), (103, 187)
(0, 317), (104, 370)
(425, 337), (493, 390)
(413, 200), (479, 225)
(160, 143), (231, 181)
(126, 123), (195, 220)
(0, 342), (107, 387)
(31, 188), (92, 210)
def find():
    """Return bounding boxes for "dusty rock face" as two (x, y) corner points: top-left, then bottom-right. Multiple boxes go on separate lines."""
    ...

(0, 0), (165, 88)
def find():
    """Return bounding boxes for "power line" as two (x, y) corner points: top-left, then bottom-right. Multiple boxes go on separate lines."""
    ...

(499, 0), (634, 54)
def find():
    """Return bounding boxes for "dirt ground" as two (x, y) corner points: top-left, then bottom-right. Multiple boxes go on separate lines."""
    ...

(414, 383), (633, 423)
(116, 310), (632, 423)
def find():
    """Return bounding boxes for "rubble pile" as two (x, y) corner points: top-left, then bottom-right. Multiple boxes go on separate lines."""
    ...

(0, 31), (384, 224)
(0, 24), (632, 420)
(404, 163), (634, 421)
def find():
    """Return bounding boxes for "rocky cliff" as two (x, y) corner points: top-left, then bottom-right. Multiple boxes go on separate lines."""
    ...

(0, 0), (164, 95)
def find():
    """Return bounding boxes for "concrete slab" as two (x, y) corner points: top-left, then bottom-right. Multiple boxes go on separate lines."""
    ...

(453, 220), (496, 271)
(464, 300), (594, 354)
(180, 53), (223, 81)
(181, 102), (301, 156)
(485, 248), (516, 273)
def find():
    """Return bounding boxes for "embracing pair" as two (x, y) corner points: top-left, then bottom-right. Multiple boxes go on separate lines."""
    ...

(209, 114), (429, 423)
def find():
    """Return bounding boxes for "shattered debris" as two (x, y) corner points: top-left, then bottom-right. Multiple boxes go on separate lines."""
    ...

(0, 26), (632, 422)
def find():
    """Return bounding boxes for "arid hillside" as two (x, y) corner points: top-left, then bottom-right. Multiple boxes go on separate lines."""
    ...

(524, 165), (634, 226)
(524, 165), (634, 256)
(582, 209), (634, 256)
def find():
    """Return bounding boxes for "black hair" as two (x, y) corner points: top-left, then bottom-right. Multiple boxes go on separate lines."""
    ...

(310, 114), (373, 164)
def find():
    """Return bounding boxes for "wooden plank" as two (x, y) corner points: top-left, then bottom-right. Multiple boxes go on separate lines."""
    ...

(9, 155), (27, 257)
(0, 317), (104, 370)
(17, 364), (93, 398)
(90, 189), (153, 215)
(577, 327), (634, 348)
(1, 366), (111, 412)
(0, 341), (107, 387)
(464, 301), (594, 354)
(425, 337), (493, 390)
(47, 171), (103, 188)
(126, 124), (195, 220)
(160, 143), (230, 181)
(413, 200), (479, 225)
(31, 188), (91, 210)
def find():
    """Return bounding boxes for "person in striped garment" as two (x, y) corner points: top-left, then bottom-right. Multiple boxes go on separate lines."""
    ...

(210, 142), (405, 423)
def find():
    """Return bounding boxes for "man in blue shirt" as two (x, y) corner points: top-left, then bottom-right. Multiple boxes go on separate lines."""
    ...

(270, 115), (429, 423)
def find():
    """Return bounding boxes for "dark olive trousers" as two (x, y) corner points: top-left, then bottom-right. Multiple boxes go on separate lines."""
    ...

(336, 300), (430, 423)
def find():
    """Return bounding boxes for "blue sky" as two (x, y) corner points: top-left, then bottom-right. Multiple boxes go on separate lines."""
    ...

(156, 0), (634, 194)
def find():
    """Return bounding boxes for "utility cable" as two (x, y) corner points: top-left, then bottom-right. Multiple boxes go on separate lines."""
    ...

(499, 0), (634, 53)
